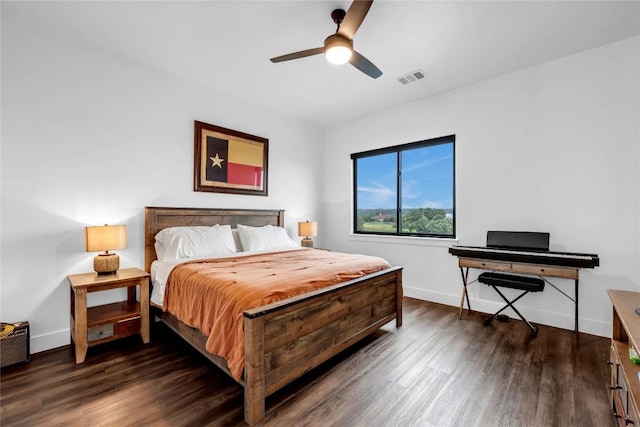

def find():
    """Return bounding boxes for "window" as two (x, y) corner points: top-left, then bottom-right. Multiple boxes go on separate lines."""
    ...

(351, 135), (455, 238)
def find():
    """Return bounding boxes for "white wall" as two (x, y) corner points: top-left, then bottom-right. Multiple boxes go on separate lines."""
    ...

(1, 14), (324, 352)
(323, 36), (640, 337)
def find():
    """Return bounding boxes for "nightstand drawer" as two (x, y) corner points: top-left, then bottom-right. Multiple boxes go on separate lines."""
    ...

(116, 317), (141, 335)
(88, 324), (114, 342)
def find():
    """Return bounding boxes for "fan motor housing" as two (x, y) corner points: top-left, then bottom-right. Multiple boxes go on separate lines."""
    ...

(323, 34), (353, 53)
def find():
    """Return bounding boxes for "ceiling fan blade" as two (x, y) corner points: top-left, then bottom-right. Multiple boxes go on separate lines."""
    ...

(349, 50), (382, 79)
(270, 47), (324, 63)
(339, 0), (374, 40)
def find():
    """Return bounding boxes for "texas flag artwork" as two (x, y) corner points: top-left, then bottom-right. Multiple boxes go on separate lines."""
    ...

(199, 129), (266, 192)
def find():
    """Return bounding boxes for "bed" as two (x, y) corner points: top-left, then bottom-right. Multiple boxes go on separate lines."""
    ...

(144, 206), (403, 425)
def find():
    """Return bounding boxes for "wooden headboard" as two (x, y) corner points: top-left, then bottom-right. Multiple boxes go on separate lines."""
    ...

(144, 207), (285, 273)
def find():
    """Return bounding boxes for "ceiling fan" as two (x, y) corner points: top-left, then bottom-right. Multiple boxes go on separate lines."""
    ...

(270, 0), (382, 79)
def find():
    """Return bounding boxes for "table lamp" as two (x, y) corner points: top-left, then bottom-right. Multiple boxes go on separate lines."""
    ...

(298, 221), (318, 248)
(85, 224), (127, 275)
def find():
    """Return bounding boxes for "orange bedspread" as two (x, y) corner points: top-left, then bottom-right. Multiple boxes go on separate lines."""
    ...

(162, 248), (391, 381)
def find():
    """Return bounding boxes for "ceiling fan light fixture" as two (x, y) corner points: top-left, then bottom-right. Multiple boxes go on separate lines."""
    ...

(326, 46), (352, 64)
(324, 34), (353, 65)
(270, 1), (382, 78)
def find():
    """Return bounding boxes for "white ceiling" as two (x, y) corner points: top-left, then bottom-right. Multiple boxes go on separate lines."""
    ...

(5, 1), (640, 127)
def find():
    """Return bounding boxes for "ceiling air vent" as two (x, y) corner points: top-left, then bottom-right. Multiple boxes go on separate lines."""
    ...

(397, 69), (426, 85)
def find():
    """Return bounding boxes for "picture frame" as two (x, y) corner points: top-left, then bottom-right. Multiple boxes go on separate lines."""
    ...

(194, 121), (268, 196)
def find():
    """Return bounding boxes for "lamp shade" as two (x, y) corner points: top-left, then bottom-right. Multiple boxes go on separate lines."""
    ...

(85, 225), (127, 253)
(298, 221), (318, 238)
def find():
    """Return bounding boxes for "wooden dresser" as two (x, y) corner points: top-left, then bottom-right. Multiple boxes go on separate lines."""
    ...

(608, 289), (640, 426)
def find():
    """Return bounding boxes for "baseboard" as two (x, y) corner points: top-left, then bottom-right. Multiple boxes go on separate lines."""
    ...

(403, 285), (610, 338)
(29, 287), (610, 354)
(30, 329), (70, 354)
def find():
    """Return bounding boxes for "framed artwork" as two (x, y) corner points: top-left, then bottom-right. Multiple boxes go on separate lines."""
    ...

(194, 121), (268, 196)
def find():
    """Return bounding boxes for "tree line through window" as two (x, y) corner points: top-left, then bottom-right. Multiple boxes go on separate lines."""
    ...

(351, 135), (455, 238)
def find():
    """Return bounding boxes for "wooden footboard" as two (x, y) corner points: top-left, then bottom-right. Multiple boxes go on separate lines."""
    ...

(243, 266), (403, 425)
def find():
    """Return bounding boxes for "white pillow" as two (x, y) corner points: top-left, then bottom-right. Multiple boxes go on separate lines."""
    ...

(236, 224), (298, 251)
(154, 225), (236, 261)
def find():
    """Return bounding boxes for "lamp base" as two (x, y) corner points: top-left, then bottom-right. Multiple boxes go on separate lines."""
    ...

(301, 238), (314, 248)
(94, 253), (119, 275)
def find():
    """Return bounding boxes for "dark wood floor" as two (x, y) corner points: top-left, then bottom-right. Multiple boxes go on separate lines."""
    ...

(1, 298), (613, 426)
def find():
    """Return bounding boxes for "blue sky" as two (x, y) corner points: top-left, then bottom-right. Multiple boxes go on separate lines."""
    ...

(356, 143), (454, 210)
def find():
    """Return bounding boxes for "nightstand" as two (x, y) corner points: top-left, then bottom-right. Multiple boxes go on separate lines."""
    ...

(67, 267), (150, 363)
